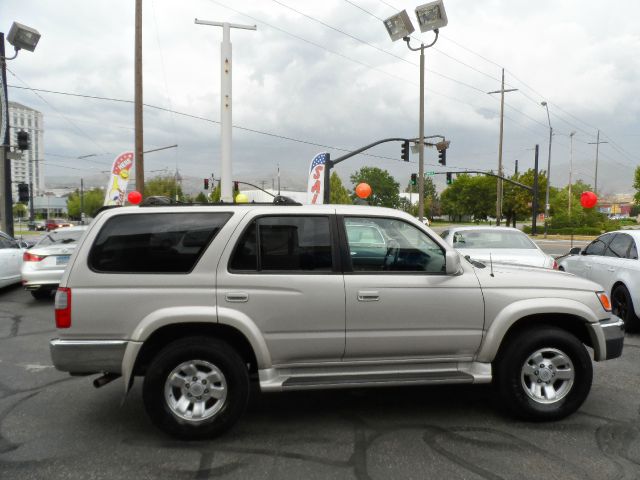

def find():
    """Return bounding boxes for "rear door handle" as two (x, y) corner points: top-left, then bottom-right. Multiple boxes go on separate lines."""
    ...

(357, 290), (379, 302)
(585, 264), (592, 268)
(607, 267), (615, 272)
(225, 292), (249, 303)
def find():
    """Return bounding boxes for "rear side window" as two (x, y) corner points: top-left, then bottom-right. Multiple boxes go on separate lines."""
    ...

(89, 212), (231, 273)
(230, 216), (333, 272)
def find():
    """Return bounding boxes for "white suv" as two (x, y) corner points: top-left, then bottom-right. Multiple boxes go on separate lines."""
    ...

(50, 201), (624, 439)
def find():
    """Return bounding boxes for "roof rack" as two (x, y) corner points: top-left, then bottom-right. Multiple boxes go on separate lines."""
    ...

(138, 195), (302, 207)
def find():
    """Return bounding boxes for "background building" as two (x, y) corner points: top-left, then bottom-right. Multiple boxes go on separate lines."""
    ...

(9, 101), (44, 201)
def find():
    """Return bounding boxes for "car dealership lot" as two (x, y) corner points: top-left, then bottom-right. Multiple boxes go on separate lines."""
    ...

(1, 285), (640, 479)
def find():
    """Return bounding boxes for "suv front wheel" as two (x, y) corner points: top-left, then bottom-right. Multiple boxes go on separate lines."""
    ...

(142, 337), (249, 439)
(495, 326), (593, 421)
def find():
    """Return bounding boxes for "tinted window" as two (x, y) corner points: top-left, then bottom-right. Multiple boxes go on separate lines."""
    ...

(606, 234), (633, 258)
(230, 216), (333, 272)
(630, 241), (638, 260)
(89, 213), (231, 273)
(345, 217), (445, 273)
(584, 239), (607, 256)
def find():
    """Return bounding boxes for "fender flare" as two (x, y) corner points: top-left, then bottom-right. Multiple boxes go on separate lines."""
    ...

(476, 297), (600, 363)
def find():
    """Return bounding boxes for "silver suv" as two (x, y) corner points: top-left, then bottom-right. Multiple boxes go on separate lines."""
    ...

(50, 202), (624, 439)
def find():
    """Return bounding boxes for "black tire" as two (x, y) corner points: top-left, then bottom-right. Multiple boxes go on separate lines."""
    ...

(494, 327), (593, 421)
(611, 285), (639, 332)
(31, 289), (53, 300)
(142, 337), (249, 439)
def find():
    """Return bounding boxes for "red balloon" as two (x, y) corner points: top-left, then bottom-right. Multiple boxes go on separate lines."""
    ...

(127, 190), (143, 205)
(355, 183), (372, 199)
(580, 191), (597, 209)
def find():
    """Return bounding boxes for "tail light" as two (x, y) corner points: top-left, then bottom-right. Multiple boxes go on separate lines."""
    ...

(24, 252), (46, 262)
(552, 259), (558, 270)
(55, 287), (72, 328)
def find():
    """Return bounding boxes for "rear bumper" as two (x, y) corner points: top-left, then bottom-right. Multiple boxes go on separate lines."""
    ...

(22, 268), (65, 290)
(50, 339), (128, 374)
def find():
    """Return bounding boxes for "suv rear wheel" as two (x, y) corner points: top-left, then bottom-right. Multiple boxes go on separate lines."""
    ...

(495, 327), (592, 421)
(142, 337), (249, 439)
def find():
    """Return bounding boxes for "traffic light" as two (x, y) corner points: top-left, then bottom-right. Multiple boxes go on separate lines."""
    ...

(438, 148), (446, 166)
(18, 183), (29, 202)
(204, 178), (209, 190)
(410, 173), (417, 186)
(446, 172), (453, 185)
(401, 140), (409, 162)
(233, 181), (239, 192)
(17, 131), (30, 151)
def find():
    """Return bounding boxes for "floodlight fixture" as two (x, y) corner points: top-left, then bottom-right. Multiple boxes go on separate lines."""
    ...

(415, 1), (448, 33)
(382, 10), (415, 42)
(7, 22), (41, 52)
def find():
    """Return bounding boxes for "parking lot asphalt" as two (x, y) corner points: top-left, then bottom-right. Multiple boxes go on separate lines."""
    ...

(1, 285), (640, 479)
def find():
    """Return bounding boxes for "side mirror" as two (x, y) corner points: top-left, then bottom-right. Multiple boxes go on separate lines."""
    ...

(569, 247), (581, 255)
(18, 241), (29, 249)
(445, 250), (461, 275)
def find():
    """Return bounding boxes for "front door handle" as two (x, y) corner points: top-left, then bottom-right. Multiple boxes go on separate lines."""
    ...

(225, 292), (249, 303)
(585, 264), (592, 268)
(357, 290), (379, 302)
(607, 267), (615, 272)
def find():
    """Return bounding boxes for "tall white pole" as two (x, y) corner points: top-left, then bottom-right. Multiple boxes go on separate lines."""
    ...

(195, 19), (256, 203)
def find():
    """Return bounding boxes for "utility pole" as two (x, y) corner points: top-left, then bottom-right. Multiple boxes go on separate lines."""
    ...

(80, 178), (84, 224)
(588, 129), (607, 195)
(569, 131), (575, 216)
(195, 19), (256, 203)
(134, 0), (144, 194)
(514, 159), (518, 175)
(0, 33), (14, 236)
(532, 145), (539, 235)
(541, 101), (553, 238)
(488, 69), (518, 226)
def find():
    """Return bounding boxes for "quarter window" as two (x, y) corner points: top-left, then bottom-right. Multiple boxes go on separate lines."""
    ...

(606, 234), (633, 258)
(89, 212), (231, 273)
(344, 217), (445, 273)
(230, 216), (333, 272)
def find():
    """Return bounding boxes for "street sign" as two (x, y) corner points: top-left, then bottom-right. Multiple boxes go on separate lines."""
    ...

(425, 171), (435, 175)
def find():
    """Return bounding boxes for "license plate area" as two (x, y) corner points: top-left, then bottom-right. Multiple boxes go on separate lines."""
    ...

(56, 255), (70, 265)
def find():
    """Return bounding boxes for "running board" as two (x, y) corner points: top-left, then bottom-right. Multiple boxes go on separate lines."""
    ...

(281, 370), (473, 390)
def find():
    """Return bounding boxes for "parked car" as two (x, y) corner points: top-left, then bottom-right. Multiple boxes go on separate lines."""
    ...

(21, 226), (88, 299)
(28, 220), (46, 231)
(440, 226), (557, 269)
(45, 218), (73, 231)
(50, 201), (623, 439)
(557, 230), (640, 331)
(0, 231), (27, 288)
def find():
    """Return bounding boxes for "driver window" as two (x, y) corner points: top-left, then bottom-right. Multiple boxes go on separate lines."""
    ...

(344, 217), (445, 273)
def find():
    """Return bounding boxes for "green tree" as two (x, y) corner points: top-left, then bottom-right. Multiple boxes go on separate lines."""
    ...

(634, 166), (640, 205)
(67, 188), (106, 219)
(502, 169), (548, 226)
(144, 176), (184, 201)
(403, 176), (438, 218)
(210, 183), (221, 202)
(350, 167), (399, 208)
(195, 192), (208, 203)
(13, 203), (27, 219)
(329, 171), (352, 204)
(440, 174), (496, 221)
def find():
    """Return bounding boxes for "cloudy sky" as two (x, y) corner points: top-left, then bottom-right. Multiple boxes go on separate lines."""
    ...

(2, 0), (639, 195)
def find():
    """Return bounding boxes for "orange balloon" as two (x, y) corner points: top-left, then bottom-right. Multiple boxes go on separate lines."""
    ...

(355, 183), (372, 199)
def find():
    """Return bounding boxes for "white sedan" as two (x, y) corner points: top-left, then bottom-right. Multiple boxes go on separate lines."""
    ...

(558, 230), (640, 331)
(0, 231), (28, 288)
(440, 226), (557, 269)
(21, 226), (88, 299)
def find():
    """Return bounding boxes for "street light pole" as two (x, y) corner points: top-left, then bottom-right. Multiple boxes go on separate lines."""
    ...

(541, 101), (553, 238)
(134, 0), (144, 194)
(195, 19), (256, 203)
(404, 32), (439, 222)
(488, 69), (517, 226)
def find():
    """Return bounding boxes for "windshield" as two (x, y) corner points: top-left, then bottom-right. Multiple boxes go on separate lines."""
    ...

(37, 229), (85, 247)
(452, 230), (537, 249)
